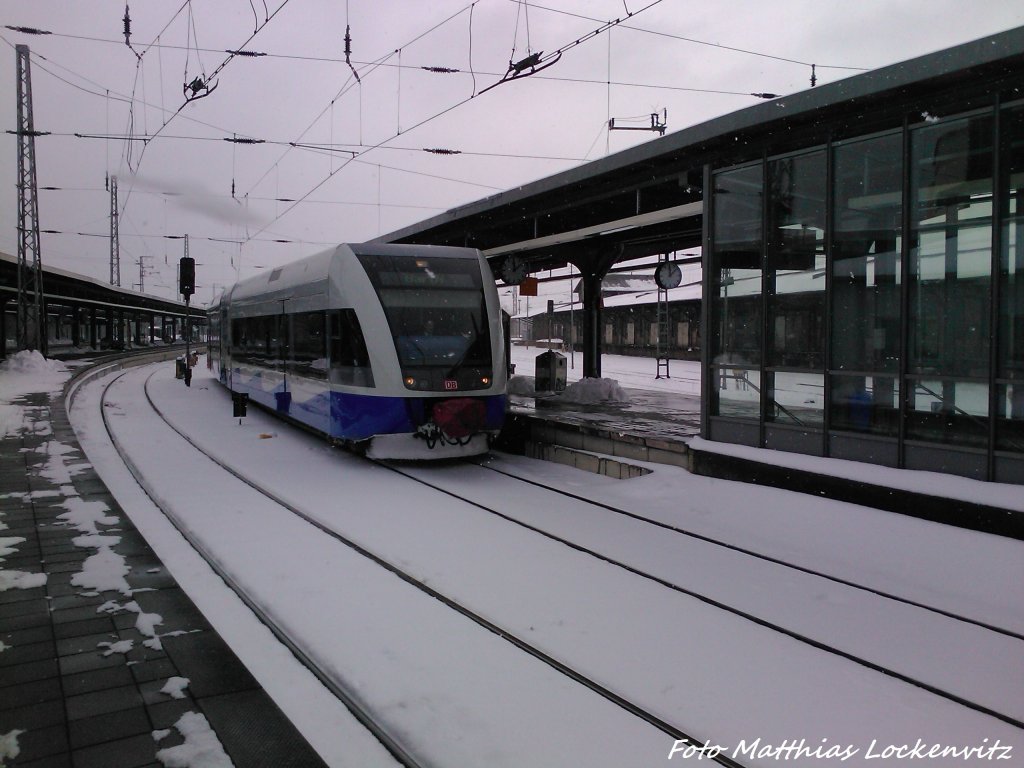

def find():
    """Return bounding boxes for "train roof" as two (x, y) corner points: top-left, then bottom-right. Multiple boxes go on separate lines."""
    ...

(225, 242), (486, 307)
(347, 242), (483, 260)
(228, 247), (335, 306)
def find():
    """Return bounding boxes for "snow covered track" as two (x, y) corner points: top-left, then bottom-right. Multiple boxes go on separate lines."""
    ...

(132, 371), (729, 765)
(97, 369), (424, 768)
(83, 362), (701, 766)
(470, 462), (1024, 641)
(73, 360), (1024, 766)
(386, 459), (1024, 730)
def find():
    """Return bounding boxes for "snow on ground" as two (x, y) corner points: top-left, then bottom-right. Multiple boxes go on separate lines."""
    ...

(96, 364), (673, 767)
(160, 677), (191, 700)
(551, 376), (629, 403)
(76, 359), (1024, 766)
(511, 344), (1024, 512)
(2, 348), (1018, 766)
(153, 711), (232, 768)
(68, 365), (404, 767)
(510, 343), (701, 394)
(0, 350), (70, 438)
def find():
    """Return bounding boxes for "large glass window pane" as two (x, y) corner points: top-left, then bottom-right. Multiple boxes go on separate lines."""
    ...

(766, 371), (824, 427)
(832, 132), (903, 373)
(289, 312), (327, 379)
(329, 309), (374, 387)
(766, 151), (826, 370)
(829, 374), (900, 436)
(996, 383), (1024, 452)
(909, 115), (993, 379)
(998, 105), (1024, 452)
(712, 366), (761, 420)
(712, 164), (763, 367)
(906, 378), (989, 447)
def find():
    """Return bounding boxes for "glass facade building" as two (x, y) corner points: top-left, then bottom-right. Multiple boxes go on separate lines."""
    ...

(705, 100), (1024, 484)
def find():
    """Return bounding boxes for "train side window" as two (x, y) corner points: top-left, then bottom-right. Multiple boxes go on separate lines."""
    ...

(230, 319), (247, 362)
(289, 311), (328, 379)
(329, 309), (374, 387)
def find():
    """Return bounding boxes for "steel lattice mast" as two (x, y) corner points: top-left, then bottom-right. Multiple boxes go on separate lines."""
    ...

(110, 174), (120, 286)
(15, 44), (45, 354)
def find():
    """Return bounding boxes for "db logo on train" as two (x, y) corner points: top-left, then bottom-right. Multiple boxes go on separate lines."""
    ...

(444, 380), (459, 391)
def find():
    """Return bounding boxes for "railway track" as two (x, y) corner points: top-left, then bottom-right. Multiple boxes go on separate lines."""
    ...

(376, 459), (1024, 731)
(467, 461), (1024, 642)
(93, 362), (751, 768)
(95, 367), (425, 768)
(79, 359), (1024, 764)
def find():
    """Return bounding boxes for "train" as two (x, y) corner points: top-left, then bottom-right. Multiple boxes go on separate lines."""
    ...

(207, 243), (508, 459)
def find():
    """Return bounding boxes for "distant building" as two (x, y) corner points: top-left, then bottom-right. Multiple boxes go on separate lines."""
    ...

(511, 271), (701, 360)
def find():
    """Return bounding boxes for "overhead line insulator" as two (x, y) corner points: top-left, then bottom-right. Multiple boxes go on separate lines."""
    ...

(5, 26), (51, 35)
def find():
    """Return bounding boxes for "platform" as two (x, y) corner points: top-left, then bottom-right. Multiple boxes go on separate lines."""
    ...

(505, 379), (1024, 541)
(1, 375), (324, 766)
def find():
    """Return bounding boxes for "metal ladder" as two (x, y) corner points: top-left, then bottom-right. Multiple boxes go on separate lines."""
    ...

(655, 254), (671, 379)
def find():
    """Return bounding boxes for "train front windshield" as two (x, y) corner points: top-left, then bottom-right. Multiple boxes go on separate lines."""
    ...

(356, 253), (493, 378)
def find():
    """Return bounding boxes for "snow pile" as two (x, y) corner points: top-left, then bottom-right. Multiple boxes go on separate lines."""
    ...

(71, 539), (131, 594)
(38, 440), (90, 487)
(0, 569), (47, 590)
(506, 375), (535, 396)
(0, 537), (25, 556)
(0, 729), (25, 763)
(160, 676), (191, 700)
(550, 377), (630, 404)
(97, 638), (135, 656)
(97, 599), (166, 649)
(0, 350), (71, 438)
(0, 350), (69, 396)
(155, 711), (233, 768)
(59, 497), (119, 533)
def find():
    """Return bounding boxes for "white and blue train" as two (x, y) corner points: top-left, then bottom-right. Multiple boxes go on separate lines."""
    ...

(207, 243), (508, 459)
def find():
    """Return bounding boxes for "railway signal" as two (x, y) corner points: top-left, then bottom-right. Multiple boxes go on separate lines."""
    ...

(179, 243), (195, 386)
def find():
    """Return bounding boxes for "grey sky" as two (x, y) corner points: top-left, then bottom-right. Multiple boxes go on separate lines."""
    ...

(2, 0), (1022, 304)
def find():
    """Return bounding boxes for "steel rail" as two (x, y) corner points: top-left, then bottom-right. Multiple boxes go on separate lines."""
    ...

(474, 460), (1024, 642)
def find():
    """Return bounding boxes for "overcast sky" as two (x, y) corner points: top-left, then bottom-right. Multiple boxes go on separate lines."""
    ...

(2, 0), (1023, 304)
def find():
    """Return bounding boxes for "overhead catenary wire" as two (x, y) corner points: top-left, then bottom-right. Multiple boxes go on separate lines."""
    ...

(2, 2), (879, 287)
(237, 0), (481, 203)
(479, 0), (665, 95)
(241, 0), (673, 244)
(122, 0), (294, 180)
(6, 8), (868, 80)
(3, 25), (823, 121)
(508, 0), (867, 73)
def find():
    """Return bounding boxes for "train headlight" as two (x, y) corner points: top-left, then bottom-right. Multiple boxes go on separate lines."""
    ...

(404, 376), (417, 387)
(481, 376), (490, 386)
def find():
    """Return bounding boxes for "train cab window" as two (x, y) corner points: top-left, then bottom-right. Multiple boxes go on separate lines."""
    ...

(329, 309), (374, 387)
(355, 253), (492, 377)
(289, 312), (328, 379)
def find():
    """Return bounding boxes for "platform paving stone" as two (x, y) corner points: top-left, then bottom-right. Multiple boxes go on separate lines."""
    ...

(1, 367), (326, 767)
